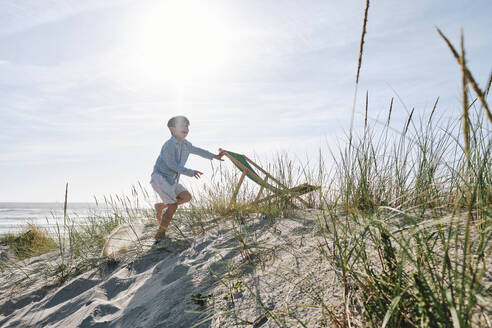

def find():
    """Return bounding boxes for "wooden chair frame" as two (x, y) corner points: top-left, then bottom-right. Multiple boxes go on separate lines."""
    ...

(220, 148), (320, 210)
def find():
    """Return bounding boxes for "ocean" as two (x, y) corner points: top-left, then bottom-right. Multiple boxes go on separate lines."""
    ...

(0, 202), (104, 236)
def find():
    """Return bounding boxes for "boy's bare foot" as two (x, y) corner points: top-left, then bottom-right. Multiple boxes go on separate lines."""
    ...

(154, 229), (166, 241)
(155, 204), (176, 241)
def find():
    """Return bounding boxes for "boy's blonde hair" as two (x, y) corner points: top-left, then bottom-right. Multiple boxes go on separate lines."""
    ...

(167, 116), (190, 128)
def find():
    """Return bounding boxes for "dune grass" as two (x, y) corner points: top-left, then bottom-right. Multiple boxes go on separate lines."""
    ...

(47, 183), (155, 283)
(177, 23), (490, 327)
(170, 88), (488, 326)
(0, 224), (57, 261)
(0, 183), (154, 284)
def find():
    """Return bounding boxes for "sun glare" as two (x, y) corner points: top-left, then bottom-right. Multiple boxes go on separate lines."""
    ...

(128, 2), (231, 86)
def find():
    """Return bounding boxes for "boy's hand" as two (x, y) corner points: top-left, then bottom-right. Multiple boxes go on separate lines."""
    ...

(214, 150), (226, 161)
(193, 170), (203, 179)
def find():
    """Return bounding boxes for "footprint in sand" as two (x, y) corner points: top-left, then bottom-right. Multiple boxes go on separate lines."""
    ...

(100, 277), (136, 300)
(79, 304), (120, 328)
(161, 264), (189, 285)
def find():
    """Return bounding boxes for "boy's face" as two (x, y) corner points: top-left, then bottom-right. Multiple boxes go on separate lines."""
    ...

(170, 122), (189, 141)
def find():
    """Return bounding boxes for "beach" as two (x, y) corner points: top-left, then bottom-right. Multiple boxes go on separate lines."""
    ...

(1, 208), (490, 327)
(0, 210), (344, 327)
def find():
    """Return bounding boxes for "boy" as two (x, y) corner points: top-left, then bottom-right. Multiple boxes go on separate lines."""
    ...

(150, 116), (225, 241)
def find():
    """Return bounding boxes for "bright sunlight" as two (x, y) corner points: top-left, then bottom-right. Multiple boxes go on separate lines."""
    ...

(126, 2), (232, 87)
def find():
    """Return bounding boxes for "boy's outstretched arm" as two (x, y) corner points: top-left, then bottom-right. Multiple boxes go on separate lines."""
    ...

(190, 145), (225, 161)
(186, 145), (225, 178)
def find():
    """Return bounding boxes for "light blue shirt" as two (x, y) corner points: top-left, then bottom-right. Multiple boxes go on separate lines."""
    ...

(152, 136), (215, 184)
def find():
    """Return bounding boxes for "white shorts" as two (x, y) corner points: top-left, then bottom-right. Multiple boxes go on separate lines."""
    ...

(150, 173), (188, 204)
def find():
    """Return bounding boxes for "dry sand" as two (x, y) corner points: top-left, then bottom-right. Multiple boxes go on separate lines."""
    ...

(0, 210), (347, 327)
(1, 211), (489, 327)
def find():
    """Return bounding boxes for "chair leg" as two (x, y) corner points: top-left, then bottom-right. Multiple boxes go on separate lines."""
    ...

(228, 171), (246, 210)
(254, 190), (313, 208)
(254, 176), (269, 202)
(295, 195), (310, 207)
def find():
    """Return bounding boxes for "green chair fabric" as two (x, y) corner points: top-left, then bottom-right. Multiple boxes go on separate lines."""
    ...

(225, 150), (263, 184)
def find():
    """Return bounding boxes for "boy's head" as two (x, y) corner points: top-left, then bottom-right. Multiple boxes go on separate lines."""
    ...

(167, 116), (190, 140)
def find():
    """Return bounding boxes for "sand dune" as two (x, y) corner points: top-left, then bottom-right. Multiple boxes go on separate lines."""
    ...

(1, 212), (342, 327)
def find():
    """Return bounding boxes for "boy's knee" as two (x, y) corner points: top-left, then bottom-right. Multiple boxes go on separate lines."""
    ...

(177, 191), (192, 203)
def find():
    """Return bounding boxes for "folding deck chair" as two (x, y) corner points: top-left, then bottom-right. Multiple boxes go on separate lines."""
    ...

(220, 148), (321, 210)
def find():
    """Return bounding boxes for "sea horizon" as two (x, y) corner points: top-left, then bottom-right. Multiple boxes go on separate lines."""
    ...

(0, 202), (106, 236)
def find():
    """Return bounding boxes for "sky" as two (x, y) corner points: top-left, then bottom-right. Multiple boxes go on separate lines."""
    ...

(0, 0), (491, 202)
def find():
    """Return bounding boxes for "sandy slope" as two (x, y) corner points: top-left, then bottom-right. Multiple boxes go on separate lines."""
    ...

(3, 211), (488, 327)
(0, 211), (344, 327)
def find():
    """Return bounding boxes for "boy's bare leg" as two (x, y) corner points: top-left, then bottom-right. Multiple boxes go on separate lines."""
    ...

(154, 191), (189, 221)
(176, 191), (192, 205)
(154, 203), (168, 222)
(154, 192), (191, 240)
(155, 203), (178, 240)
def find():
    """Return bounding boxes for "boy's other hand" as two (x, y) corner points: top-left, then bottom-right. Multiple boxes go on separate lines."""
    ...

(214, 150), (226, 161)
(193, 170), (203, 179)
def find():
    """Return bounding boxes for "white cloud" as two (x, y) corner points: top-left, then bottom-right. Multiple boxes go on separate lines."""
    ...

(0, 0), (132, 38)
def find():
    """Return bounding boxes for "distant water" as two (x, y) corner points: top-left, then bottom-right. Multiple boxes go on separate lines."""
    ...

(0, 202), (105, 236)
